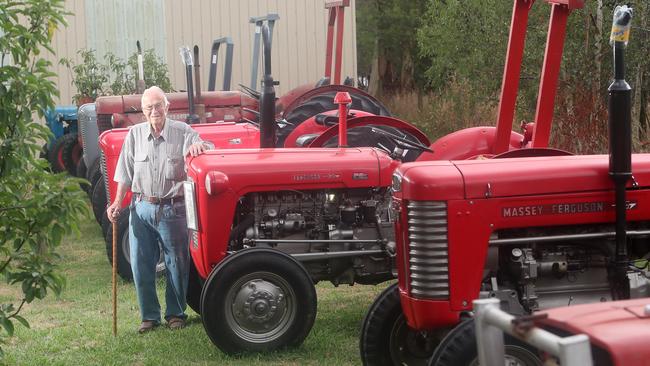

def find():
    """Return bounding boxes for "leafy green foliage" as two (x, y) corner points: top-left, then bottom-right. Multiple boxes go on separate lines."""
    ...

(60, 49), (109, 104)
(64, 48), (174, 99)
(107, 49), (174, 95)
(0, 0), (88, 358)
(358, 0), (650, 153)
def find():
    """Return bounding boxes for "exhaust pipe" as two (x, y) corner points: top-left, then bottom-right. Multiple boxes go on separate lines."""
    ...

(179, 46), (200, 124)
(136, 41), (145, 94)
(259, 24), (277, 148)
(193, 45), (206, 123)
(607, 5), (633, 293)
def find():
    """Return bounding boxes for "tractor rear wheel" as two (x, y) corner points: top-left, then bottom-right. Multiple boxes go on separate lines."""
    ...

(61, 133), (82, 176)
(101, 211), (111, 240)
(77, 159), (89, 192)
(428, 318), (543, 366)
(360, 283), (446, 366)
(278, 91), (390, 147)
(91, 178), (107, 224)
(86, 158), (102, 199)
(105, 209), (166, 281)
(200, 248), (317, 354)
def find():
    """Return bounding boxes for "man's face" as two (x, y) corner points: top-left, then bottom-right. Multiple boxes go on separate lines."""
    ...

(142, 93), (168, 127)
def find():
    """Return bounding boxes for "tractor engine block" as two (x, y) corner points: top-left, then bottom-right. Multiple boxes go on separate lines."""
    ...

(482, 228), (650, 314)
(234, 188), (396, 285)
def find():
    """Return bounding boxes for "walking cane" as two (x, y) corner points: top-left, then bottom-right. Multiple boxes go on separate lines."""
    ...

(112, 221), (118, 336)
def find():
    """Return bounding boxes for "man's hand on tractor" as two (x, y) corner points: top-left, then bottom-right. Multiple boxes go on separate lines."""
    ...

(187, 142), (209, 157)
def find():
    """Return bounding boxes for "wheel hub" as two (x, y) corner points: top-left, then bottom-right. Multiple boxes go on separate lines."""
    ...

(233, 279), (286, 330)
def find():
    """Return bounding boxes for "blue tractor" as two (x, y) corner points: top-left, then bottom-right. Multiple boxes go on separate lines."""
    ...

(41, 105), (82, 176)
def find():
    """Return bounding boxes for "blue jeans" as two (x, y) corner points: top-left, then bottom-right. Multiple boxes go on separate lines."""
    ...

(129, 200), (189, 323)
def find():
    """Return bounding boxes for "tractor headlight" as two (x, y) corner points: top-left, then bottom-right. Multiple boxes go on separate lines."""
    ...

(392, 172), (402, 192)
(183, 180), (198, 231)
(205, 171), (229, 195)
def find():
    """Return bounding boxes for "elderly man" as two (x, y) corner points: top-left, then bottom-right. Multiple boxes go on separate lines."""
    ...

(106, 86), (211, 333)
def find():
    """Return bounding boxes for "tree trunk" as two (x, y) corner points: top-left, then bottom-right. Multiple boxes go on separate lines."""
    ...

(632, 66), (643, 149)
(368, 38), (384, 98)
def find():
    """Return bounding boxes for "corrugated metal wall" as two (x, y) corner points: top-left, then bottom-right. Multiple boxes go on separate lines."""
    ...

(46, 0), (357, 105)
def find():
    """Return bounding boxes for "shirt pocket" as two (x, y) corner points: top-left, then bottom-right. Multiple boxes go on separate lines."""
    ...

(165, 146), (185, 181)
(133, 151), (149, 179)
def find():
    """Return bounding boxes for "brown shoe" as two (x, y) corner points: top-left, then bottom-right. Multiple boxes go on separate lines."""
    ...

(138, 320), (159, 334)
(167, 317), (186, 330)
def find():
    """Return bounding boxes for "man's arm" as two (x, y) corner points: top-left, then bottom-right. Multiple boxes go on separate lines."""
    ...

(184, 125), (214, 156)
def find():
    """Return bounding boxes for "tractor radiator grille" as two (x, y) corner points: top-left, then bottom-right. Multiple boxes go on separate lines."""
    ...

(406, 201), (449, 299)
(100, 151), (110, 203)
(97, 114), (112, 134)
(79, 110), (89, 153)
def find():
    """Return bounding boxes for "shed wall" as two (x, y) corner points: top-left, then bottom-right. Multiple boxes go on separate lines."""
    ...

(45, 0), (357, 105)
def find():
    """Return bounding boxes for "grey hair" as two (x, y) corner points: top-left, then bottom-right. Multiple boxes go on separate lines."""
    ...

(142, 86), (169, 106)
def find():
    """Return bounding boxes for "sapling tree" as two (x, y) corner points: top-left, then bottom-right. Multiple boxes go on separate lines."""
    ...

(0, 0), (87, 357)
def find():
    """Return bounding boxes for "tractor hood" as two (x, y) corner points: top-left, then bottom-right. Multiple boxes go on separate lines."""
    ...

(96, 91), (254, 114)
(539, 298), (650, 366)
(98, 122), (260, 157)
(456, 154), (650, 199)
(396, 154), (650, 201)
(187, 147), (399, 195)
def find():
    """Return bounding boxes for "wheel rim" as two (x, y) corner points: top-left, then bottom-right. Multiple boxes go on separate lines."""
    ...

(389, 315), (443, 366)
(468, 345), (543, 366)
(225, 271), (295, 344)
(56, 148), (65, 170)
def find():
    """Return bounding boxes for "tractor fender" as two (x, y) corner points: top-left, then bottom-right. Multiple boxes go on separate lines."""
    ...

(277, 84), (389, 118)
(308, 115), (431, 148)
(416, 126), (524, 161)
(283, 109), (375, 147)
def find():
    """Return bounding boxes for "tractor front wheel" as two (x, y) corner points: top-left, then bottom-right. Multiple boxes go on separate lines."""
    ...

(62, 133), (82, 176)
(360, 283), (446, 366)
(200, 248), (317, 354)
(47, 133), (74, 173)
(429, 318), (543, 366)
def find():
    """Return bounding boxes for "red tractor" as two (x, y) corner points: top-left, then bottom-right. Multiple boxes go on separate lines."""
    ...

(359, 3), (650, 366)
(101, 0), (563, 356)
(96, 2), (392, 281)
(454, 296), (650, 366)
(177, 0), (558, 354)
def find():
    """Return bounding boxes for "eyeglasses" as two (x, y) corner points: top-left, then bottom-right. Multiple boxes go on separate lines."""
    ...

(142, 102), (166, 113)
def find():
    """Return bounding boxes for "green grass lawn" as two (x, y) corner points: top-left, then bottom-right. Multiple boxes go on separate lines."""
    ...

(1, 204), (389, 365)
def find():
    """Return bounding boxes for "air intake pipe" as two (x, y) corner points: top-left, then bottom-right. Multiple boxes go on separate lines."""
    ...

(607, 5), (633, 283)
(259, 24), (278, 148)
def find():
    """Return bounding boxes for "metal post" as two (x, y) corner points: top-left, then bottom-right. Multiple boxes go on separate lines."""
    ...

(474, 299), (506, 366)
(324, 7), (336, 81)
(531, 3), (572, 148)
(493, 0), (535, 154)
(324, 0), (350, 85)
(208, 37), (234, 92)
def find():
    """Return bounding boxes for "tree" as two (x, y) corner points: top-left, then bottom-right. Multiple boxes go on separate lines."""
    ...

(0, 0), (87, 357)
(357, 0), (430, 96)
(413, 0), (650, 153)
